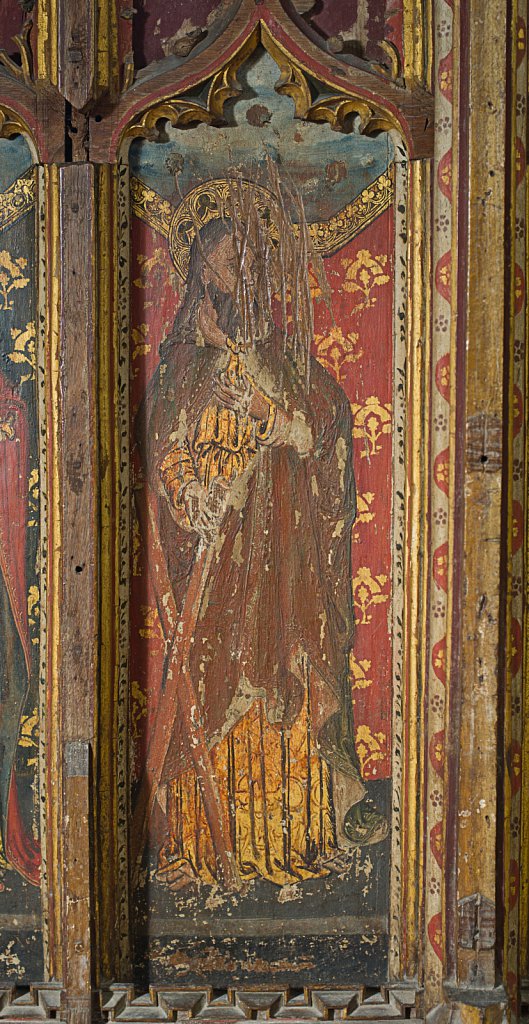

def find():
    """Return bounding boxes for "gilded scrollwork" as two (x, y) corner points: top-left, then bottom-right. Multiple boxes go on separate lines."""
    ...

(0, 22), (33, 86)
(0, 170), (36, 234)
(130, 171), (394, 280)
(123, 99), (217, 142)
(0, 108), (32, 144)
(207, 27), (259, 118)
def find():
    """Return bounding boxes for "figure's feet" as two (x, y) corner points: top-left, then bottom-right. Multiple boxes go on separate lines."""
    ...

(343, 801), (389, 846)
(156, 856), (198, 891)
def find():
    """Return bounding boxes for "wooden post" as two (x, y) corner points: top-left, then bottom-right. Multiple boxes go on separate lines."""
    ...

(449, 0), (508, 994)
(57, 163), (98, 1024)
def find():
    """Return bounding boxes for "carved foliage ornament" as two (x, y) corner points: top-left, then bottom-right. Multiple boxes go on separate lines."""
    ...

(0, 22), (33, 86)
(122, 22), (397, 144)
(0, 107), (32, 142)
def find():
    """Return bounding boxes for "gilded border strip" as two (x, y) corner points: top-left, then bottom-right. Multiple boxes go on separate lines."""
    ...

(522, 162), (529, 986)
(97, 160), (131, 976)
(44, 163), (62, 980)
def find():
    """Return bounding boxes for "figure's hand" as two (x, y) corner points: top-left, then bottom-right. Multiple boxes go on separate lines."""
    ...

(182, 480), (219, 544)
(213, 373), (252, 413)
(181, 478), (231, 544)
(213, 374), (270, 421)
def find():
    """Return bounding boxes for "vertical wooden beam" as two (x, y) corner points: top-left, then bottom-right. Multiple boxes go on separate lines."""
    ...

(54, 0), (124, 108)
(57, 0), (95, 110)
(452, 0), (508, 990)
(57, 163), (98, 1024)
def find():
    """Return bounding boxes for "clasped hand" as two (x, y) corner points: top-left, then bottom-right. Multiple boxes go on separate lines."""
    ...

(213, 372), (270, 421)
(182, 477), (230, 545)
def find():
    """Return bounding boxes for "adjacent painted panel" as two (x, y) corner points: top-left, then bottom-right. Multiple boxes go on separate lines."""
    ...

(0, 135), (43, 979)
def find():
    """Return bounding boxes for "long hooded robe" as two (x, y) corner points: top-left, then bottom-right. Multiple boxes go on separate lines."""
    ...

(135, 326), (380, 885)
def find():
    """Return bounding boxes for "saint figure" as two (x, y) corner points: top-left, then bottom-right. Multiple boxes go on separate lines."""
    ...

(134, 208), (387, 891)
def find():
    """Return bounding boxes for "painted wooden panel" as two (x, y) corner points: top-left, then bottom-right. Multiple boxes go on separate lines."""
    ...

(126, 49), (399, 988)
(0, 136), (42, 980)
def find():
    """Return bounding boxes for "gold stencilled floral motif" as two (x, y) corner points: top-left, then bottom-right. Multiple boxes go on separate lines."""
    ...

(0, 251), (30, 310)
(133, 248), (177, 291)
(351, 395), (392, 458)
(131, 679), (147, 744)
(131, 323), (152, 378)
(28, 467), (39, 528)
(355, 724), (388, 775)
(27, 585), (40, 644)
(139, 604), (164, 650)
(314, 325), (362, 382)
(8, 321), (36, 382)
(18, 708), (39, 768)
(341, 249), (390, 309)
(349, 652), (374, 691)
(353, 566), (390, 625)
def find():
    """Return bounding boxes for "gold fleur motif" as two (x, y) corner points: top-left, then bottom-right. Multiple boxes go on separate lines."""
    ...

(355, 724), (387, 774)
(349, 653), (374, 691)
(341, 249), (390, 309)
(353, 566), (390, 625)
(131, 323), (152, 376)
(353, 491), (375, 543)
(19, 708), (39, 767)
(0, 251), (29, 310)
(28, 468), (39, 527)
(133, 248), (176, 290)
(352, 395), (392, 458)
(131, 680), (147, 743)
(314, 325), (362, 382)
(139, 604), (164, 648)
(8, 321), (36, 382)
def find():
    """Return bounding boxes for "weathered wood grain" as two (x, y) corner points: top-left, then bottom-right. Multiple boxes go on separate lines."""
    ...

(57, 163), (98, 1024)
(57, 0), (95, 111)
(449, 0), (508, 990)
(0, 70), (64, 162)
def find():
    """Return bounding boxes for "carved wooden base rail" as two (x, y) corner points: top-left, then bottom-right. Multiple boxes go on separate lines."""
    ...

(0, 984), (422, 1024)
(0, 983), (63, 1020)
(101, 984), (421, 1023)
